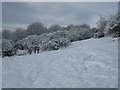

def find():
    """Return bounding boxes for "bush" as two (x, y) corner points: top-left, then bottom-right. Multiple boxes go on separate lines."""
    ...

(65, 28), (93, 42)
(40, 35), (70, 51)
(2, 39), (16, 57)
(19, 31), (71, 52)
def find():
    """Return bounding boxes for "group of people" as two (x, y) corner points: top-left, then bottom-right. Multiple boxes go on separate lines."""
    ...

(112, 35), (118, 42)
(28, 46), (40, 55)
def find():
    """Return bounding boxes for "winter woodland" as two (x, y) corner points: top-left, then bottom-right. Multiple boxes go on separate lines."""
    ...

(1, 12), (120, 57)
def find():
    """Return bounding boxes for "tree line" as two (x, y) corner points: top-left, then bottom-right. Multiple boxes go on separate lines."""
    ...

(1, 12), (120, 57)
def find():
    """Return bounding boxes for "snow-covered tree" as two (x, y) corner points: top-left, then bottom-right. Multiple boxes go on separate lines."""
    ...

(19, 31), (71, 52)
(97, 17), (107, 32)
(65, 25), (93, 42)
(105, 13), (120, 36)
(91, 27), (98, 34)
(2, 29), (12, 40)
(60, 26), (68, 30)
(39, 31), (70, 51)
(11, 28), (27, 42)
(2, 39), (15, 57)
(96, 17), (107, 37)
(27, 22), (48, 35)
(67, 24), (74, 30)
(74, 24), (90, 30)
(67, 24), (90, 31)
(48, 24), (61, 32)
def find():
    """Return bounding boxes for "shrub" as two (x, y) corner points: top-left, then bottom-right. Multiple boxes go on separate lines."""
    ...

(2, 39), (15, 57)
(19, 31), (71, 52)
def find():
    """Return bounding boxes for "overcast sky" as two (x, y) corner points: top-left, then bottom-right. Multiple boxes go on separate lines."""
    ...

(0, 2), (1, 33)
(2, 2), (118, 31)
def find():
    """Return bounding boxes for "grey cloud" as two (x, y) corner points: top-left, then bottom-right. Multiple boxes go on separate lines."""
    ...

(2, 2), (118, 31)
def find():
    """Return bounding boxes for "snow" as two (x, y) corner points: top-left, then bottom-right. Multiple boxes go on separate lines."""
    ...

(16, 49), (28, 56)
(0, 57), (2, 89)
(2, 37), (118, 88)
(0, 40), (2, 89)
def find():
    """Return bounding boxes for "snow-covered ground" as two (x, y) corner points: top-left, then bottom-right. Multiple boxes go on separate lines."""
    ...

(0, 57), (2, 89)
(16, 49), (28, 56)
(2, 37), (118, 88)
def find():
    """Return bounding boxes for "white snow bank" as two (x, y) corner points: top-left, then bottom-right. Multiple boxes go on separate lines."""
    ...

(2, 37), (118, 88)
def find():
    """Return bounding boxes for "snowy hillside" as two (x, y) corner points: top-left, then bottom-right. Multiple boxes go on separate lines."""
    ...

(0, 57), (2, 89)
(3, 37), (118, 88)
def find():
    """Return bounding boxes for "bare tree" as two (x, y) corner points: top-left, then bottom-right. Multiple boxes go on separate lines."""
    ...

(2, 29), (12, 40)
(48, 24), (61, 32)
(97, 17), (107, 34)
(105, 13), (120, 36)
(27, 22), (47, 35)
(12, 28), (27, 42)
(67, 24), (74, 30)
